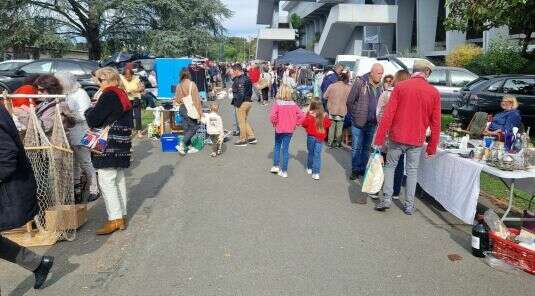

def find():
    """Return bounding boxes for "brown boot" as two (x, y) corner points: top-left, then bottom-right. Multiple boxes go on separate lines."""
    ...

(122, 216), (127, 230)
(96, 219), (125, 235)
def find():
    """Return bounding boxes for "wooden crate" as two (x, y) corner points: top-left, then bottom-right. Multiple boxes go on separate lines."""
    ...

(45, 204), (87, 232)
(1, 223), (58, 247)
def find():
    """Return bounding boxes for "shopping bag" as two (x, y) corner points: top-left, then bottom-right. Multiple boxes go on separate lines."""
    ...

(80, 126), (110, 154)
(191, 135), (205, 151)
(361, 150), (384, 194)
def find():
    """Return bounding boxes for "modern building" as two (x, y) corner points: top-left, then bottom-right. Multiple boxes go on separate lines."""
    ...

(255, 0), (525, 62)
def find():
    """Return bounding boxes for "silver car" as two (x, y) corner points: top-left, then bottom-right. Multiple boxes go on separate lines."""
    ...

(427, 66), (478, 112)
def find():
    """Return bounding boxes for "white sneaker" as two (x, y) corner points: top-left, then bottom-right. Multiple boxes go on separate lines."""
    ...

(306, 169), (312, 175)
(278, 171), (288, 178)
(312, 174), (320, 180)
(270, 166), (280, 174)
(392, 195), (400, 200)
(188, 147), (199, 154)
(368, 193), (380, 200)
(177, 144), (186, 156)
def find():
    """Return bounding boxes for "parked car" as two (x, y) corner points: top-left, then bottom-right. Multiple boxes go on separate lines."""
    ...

(453, 75), (535, 128)
(0, 58), (100, 98)
(427, 66), (479, 112)
(0, 59), (33, 72)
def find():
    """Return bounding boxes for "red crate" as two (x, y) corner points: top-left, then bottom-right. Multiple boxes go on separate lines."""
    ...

(489, 228), (535, 275)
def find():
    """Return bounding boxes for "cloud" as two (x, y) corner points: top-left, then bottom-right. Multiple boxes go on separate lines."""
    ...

(222, 0), (260, 37)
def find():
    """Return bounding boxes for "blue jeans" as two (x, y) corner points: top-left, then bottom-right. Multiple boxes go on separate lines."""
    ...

(273, 133), (293, 172)
(307, 136), (323, 174)
(351, 123), (376, 174)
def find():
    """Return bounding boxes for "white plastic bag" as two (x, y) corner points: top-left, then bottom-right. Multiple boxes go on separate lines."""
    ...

(361, 150), (384, 194)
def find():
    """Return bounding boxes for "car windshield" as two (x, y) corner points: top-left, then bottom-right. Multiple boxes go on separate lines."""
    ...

(462, 77), (488, 91)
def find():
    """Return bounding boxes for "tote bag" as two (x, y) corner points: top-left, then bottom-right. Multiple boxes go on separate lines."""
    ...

(361, 150), (384, 194)
(182, 82), (200, 120)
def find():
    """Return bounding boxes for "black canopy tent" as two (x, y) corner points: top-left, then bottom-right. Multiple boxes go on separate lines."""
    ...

(276, 48), (329, 66)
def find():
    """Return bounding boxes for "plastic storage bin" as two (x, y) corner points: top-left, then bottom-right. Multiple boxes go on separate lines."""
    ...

(161, 133), (180, 152)
(489, 228), (535, 274)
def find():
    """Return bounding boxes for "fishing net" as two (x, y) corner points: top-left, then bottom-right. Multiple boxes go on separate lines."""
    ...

(23, 102), (76, 244)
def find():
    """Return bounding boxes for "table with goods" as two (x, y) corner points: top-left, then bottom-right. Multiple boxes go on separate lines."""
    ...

(418, 123), (535, 274)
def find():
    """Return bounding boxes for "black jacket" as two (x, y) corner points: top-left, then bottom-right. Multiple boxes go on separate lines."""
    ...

(231, 74), (253, 108)
(0, 104), (38, 232)
(85, 89), (133, 169)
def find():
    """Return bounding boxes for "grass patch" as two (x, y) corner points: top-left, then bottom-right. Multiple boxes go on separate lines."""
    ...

(142, 109), (155, 129)
(441, 114), (534, 211)
(441, 114), (454, 131)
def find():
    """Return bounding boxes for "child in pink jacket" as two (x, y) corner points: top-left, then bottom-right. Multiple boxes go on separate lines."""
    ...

(269, 90), (304, 178)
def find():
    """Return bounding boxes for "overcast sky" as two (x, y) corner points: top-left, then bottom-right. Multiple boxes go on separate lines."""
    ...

(222, 0), (259, 37)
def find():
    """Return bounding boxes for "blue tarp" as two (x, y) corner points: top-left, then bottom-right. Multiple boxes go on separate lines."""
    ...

(154, 58), (192, 99)
(276, 48), (329, 66)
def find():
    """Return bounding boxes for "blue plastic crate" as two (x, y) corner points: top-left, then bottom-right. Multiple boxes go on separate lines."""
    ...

(160, 133), (180, 152)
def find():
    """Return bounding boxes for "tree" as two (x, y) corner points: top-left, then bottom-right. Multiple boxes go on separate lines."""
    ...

(445, 0), (535, 57)
(141, 0), (232, 57)
(0, 0), (232, 60)
(0, 1), (73, 58)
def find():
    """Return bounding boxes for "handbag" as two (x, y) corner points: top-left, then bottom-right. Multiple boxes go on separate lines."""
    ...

(80, 125), (112, 154)
(257, 73), (271, 90)
(182, 82), (200, 120)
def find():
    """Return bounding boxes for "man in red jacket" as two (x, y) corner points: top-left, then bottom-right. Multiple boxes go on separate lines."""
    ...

(373, 60), (441, 215)
(248, 63), (261, 102)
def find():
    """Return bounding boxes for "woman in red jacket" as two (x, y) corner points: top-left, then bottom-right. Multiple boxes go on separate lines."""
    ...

(302, 100), (331, 180)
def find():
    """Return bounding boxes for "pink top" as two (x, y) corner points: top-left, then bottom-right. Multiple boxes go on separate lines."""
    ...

(270, 100), (305, 134)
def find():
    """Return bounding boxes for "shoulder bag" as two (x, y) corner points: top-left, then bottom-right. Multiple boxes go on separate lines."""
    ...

(182, 82), (200, 120)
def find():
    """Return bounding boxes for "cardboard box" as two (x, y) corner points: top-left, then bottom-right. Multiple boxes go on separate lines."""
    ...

(45, 204), (87, 231)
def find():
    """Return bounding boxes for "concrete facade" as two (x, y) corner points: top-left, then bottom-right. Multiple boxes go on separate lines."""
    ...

(256, 0), (522, 61)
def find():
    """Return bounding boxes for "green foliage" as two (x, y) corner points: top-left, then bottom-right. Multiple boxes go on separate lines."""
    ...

(290, 13), (303, 30)
(445, 0), (535, 55)
(0, 2), (73, 58)
(446, 44), (482, 68)
(0, 0), (233, 60)
(466, 37), (529, 75)
(212, 37), (256, 62)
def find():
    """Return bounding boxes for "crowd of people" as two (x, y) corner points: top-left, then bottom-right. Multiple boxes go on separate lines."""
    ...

(1, 55), (525, 290)
(245, 59), (443, 214)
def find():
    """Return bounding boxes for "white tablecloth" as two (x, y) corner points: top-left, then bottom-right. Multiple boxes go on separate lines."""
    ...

(418, 151), (483, 224)
(418, 150), (535, 224)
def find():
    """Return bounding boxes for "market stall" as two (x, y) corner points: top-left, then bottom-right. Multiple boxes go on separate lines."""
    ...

(419, 127), (535, 224)
(418, 149), (535, 224)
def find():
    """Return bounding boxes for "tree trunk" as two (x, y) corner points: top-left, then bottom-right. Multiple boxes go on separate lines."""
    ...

(86, 28), (102, 60)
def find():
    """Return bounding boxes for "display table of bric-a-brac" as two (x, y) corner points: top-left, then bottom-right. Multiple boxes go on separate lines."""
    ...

(418, 150), (535, 224)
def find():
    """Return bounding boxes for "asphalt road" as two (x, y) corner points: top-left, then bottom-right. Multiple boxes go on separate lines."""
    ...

(1, 97), (535, 296)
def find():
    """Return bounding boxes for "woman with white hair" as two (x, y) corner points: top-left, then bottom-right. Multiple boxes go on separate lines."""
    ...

(55, 72), (99, 203)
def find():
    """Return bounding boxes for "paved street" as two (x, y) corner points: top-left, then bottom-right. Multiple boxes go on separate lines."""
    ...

(1, 99), (535, 296)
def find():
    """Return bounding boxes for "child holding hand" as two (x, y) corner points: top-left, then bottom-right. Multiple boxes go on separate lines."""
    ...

(302, 100), (331, 180)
